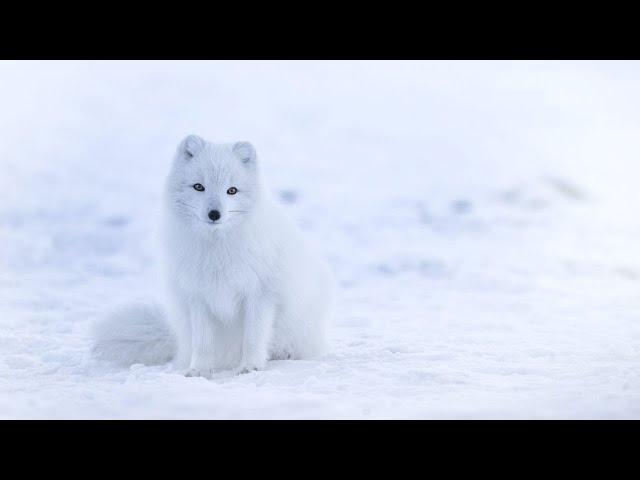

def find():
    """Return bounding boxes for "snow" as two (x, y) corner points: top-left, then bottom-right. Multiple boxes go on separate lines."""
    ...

(1, 60), (640, 418)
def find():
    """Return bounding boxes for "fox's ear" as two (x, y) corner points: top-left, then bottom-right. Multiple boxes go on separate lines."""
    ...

(233, 141), (256, 166)
(178, 135), (206, 159)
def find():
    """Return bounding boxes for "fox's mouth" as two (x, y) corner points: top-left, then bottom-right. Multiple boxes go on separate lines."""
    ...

(204, 212), (248, 226)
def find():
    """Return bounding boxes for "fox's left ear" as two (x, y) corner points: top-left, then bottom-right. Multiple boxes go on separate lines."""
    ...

(233, 141), (256, 166)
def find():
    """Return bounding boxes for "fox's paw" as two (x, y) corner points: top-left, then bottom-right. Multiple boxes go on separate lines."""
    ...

(270, 350), (293, 361)
(185, 366), (214, 379)
(235, 363), (263, 375)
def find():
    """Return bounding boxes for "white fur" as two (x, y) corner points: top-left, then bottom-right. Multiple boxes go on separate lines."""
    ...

(92, 303), (176, 366)
(92, 135), (335, 377)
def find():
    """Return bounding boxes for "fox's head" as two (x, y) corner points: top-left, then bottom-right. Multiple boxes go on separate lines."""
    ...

(165, 135), (261, 232)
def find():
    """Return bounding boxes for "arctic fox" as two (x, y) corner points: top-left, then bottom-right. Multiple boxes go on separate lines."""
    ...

(92, 135), (335, 377)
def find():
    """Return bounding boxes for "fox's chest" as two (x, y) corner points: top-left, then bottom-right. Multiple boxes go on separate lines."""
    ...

(203, 265), (258, 323)
(178, 246), (269, 323)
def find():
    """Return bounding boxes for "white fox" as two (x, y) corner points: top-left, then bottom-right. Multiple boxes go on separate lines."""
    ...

(92, 135), (335, 377)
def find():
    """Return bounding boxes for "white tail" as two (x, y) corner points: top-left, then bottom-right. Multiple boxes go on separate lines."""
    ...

(91, 303), (176, 366)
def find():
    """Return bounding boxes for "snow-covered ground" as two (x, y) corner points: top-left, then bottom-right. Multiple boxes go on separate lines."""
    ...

(1, 60), (640, 418)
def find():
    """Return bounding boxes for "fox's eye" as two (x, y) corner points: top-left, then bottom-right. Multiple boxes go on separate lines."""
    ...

(193, 183), (205, 192)
(227, 187), (238, 195)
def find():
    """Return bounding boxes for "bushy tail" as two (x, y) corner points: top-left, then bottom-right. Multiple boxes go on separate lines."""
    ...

(91, 302), (176, 367)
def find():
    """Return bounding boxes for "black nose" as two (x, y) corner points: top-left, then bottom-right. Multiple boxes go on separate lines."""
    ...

(208, 210), (221, 222)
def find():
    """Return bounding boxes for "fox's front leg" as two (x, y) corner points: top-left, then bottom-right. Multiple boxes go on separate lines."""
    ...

(238, 297), (275, 374)
(186, 303), (216, 379)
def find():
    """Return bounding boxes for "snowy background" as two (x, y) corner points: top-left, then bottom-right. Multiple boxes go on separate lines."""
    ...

(1, 60), (639, 418)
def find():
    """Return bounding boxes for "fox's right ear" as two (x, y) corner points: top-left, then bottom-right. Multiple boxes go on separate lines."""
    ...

(177, 135), (206, 159)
